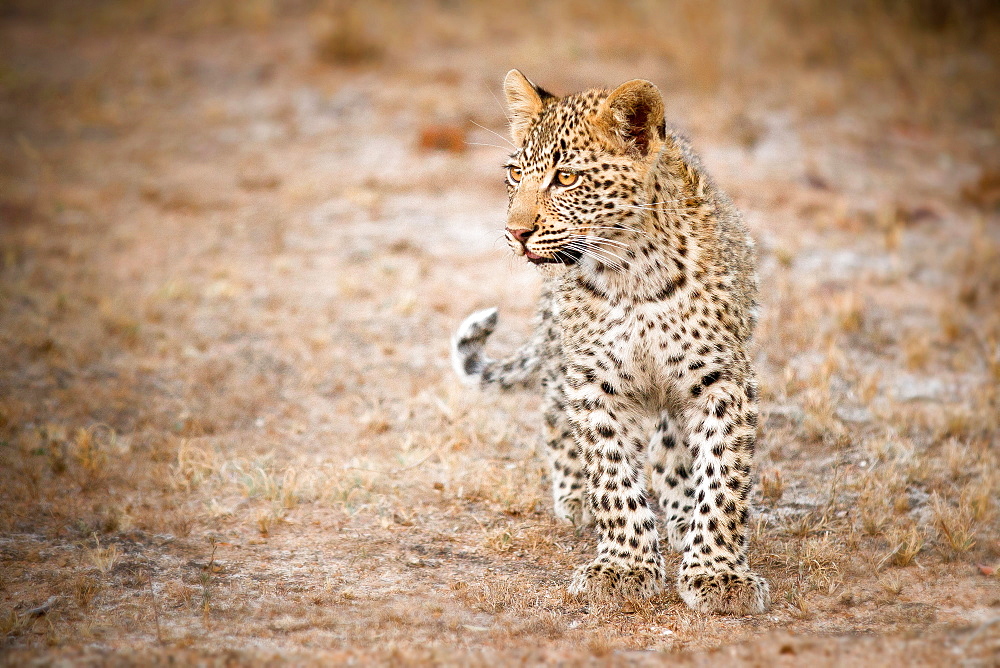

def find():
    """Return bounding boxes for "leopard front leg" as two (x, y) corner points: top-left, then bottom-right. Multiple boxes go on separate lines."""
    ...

(541, 367), (590, 526)
(648, 411), (694, 552)
(677, 366), (769, 615)
(563, 369), (665, 600)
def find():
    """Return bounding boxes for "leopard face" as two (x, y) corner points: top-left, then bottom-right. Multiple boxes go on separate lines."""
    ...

(502, 78), (665, 269)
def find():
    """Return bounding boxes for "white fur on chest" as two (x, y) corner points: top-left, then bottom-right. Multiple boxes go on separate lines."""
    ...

(556, 281), (689, 399)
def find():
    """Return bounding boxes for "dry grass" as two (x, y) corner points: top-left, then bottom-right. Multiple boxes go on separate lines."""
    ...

(1, 0), (999, 664)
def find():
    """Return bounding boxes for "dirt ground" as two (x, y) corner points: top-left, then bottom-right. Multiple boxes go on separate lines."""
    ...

(1, 1), (999, 665)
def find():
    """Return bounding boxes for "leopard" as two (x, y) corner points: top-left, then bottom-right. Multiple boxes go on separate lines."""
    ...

(451, 70), (769, 616)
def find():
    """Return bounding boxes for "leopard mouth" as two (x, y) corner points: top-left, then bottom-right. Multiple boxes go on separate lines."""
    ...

(525, 248), (581, 265)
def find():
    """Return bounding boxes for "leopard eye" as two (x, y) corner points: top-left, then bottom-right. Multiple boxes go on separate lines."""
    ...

(555, 170), (579, 187)
(507, 166), (522, 184)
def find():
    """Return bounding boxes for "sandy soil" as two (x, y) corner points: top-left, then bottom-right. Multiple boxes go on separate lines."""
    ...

(1, 2), (998, 665)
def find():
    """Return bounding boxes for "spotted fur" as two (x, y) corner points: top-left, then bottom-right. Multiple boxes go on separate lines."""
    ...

(453, 70), (769, 615)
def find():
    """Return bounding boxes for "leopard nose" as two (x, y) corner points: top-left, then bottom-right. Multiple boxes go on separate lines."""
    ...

(507, 227), (535, 243)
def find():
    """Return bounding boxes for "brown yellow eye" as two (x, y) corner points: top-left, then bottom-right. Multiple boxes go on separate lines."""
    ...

(507, 166), (522, 184)
(555, 170), (579, 187)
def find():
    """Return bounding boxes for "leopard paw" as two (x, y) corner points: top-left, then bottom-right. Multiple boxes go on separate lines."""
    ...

(569, 557), (665, 601)
(678, 569), (769, 615)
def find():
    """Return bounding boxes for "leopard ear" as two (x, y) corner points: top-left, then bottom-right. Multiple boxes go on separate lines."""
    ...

(504, 69), (553, 145)
(597, 79), (665, 157)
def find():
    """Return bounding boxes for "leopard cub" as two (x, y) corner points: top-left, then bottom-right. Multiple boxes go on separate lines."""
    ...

(452, 70), (769, 615)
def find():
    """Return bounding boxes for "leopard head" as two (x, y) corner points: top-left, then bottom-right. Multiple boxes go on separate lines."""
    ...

(501, 70), (667, 269)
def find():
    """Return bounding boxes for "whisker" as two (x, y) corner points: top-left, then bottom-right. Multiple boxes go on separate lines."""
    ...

(570, 230), (630, 240)
(578, 226), (648, 236)
(622, 198), (694, 205)
(554, 248), (575, 265)
(631, 198), (697, 207)
(563, 239), (601, 256)
(570, 238), (628, 249)
(564, 240), (627, 271)
(470, 120), (516, 149)
(487, 86), (512, 123)
(546, 215), (648, 234)
(565, 236), (624, 251)
(568, 251), (622, 273)
(618, 207), (699, 216)
(569, 230), (630, 243)
(571, 246), (628, 263)
(567, 234), (626, 247)
(465, 142), (510, 150)
(618, 200), (698, 211)
(568, 235), (630, 250)
(579, 222), (646, 232)
(581, 245), (628, 266)
(579, 249), (625, 273)
(618, 206), (695, 212)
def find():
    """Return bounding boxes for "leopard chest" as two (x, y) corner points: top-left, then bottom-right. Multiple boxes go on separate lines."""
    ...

(555, 280), (690, 400)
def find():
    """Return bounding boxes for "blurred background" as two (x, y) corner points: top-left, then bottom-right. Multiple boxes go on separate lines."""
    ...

(1, 0), (998, 663)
